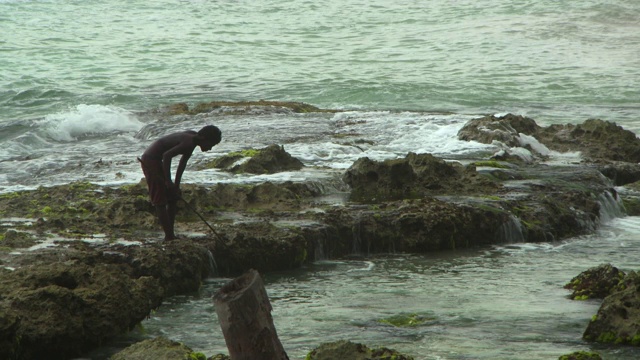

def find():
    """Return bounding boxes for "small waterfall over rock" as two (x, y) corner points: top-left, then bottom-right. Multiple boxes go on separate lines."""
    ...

(312, 226), (331, 261)
(352, 212), (364, 254)
(204, 249), (218, 277)
(598, 189), (626, 224)
(496, 214), (525, 243)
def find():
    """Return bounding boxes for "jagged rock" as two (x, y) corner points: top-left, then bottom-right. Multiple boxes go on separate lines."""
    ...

(564, 264), (625, 300)
(110, 336), (205, 360)
(316, 198), (512, 254)
(558, 351), (603, 360)
(599, 161), (640, 186)
(0, 232), (224, 360)
(537, 119), (640, 162)
(457, 113), (541, 148)
(459, 115), (640, 163)
(213, 222), (309, 275)
(0, 257), (165, 360)
(583, 271), (640, 346)
(1, 229), (36, 248)
(199, 144), (304, 174)
(305, 340), (414, 360)
(342, 152), (499, 201)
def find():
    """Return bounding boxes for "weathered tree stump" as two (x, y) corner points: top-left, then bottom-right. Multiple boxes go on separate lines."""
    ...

(213, 269), (289, 360)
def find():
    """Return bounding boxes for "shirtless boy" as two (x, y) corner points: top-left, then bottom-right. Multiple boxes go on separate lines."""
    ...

(138, 125), (221, 240)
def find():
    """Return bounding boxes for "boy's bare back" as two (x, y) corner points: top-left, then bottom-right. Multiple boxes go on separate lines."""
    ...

(142, 130), (198, 161)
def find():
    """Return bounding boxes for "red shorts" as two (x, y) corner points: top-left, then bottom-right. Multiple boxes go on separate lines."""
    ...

(139, 157), (168, 206)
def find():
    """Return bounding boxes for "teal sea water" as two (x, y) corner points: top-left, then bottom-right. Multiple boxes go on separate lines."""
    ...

(2, 1), (640, 359)
(2, 0), (639, 191)
(2, 0), (639, 123)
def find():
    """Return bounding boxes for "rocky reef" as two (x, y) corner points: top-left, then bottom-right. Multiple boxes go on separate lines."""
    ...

(1, 106), (640, 359)
(567, 264), (640, 347)
(305, 340), (414, 360)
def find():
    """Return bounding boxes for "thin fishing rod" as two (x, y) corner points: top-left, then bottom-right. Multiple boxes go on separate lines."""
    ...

(178, 197), (222, 240)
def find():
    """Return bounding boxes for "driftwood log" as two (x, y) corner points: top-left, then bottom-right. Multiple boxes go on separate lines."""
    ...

(213, 269), (289, 360)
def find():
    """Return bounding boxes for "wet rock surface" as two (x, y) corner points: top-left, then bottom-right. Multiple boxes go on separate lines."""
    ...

(564, 263), (625, 300)
(1, 105), (639, 359)
(305, 340), (414, 360)
(198, 144), (305, 174)
(558, 351), (603, 360)
(109, 336), (211, 360)
(458, 114), (640, 164)
(581, 270), (640, 346)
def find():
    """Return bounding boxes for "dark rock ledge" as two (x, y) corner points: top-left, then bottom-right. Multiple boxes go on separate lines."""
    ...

(1, 109), (640, 359)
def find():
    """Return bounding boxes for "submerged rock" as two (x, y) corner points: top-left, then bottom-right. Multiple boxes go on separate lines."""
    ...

(377, 312), (436, 327)
(564, 263), (625, 300)
(558, 351), (603, 360)
(306, 340), (414, 360)
(110, 336), (230, 360)
(583, 271), (640, 346)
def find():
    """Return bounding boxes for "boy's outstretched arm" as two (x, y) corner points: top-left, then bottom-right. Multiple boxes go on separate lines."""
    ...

(174, 153), (192, 188)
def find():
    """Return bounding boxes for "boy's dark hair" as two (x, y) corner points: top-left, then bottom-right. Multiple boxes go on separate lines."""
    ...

(199, 125), (221, 144)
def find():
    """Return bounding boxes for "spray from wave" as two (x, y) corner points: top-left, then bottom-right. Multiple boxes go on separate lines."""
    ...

(37, 104), (144, 142)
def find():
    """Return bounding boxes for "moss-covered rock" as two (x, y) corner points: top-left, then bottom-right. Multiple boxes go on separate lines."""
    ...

(564, 263), (625, 300)
(305, 340), (414, 360)
(0, 235), (231, 360)
(459, 115), (640, 163)
(342, 152), (499, 202)
(377, 312), (436, 327)
(538, 119), (640, 162)
(558, 350), (603, 360)
(109, 336), (201, 360)
(1, 229), (36, 249)
(582, 271), (640, 346)
(199, 144), (304, 174)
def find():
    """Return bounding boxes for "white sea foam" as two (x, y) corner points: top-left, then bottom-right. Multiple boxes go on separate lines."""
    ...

(38, 105), (144, 142)
(518, 133), (551, 156)
(327, 111), (497, 164)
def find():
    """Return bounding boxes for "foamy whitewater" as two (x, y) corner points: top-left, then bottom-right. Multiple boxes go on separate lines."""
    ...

(2, 0), (640, 359)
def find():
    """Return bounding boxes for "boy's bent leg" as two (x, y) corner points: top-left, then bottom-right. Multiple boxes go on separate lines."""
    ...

(156, 204), (177, 241)
(167, 200), (178, 239)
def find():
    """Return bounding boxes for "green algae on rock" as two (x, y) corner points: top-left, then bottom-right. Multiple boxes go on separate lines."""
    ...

(558, 350), (603, 360)
(197, 144), (304, 174)
(564, 263), (626, 300)
(582, 271), (640, 346)
(377, 312), (436, 327)
(305, 340), (414, 360)
(109, 336), (215, 360)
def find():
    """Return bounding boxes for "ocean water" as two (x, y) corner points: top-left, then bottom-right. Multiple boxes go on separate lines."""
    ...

(3, 1), (640, 359)
(2, 0), (640, 194)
